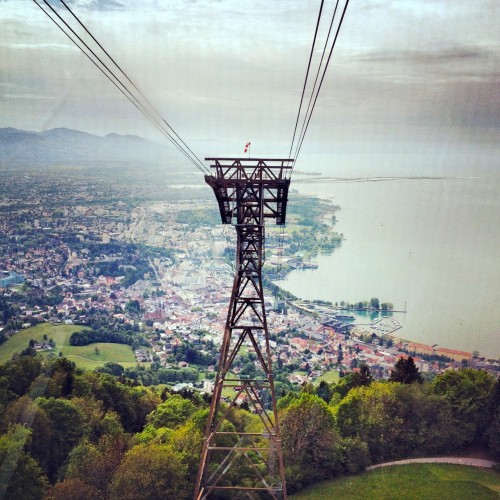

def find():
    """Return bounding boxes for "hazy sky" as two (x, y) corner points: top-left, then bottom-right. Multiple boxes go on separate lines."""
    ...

(1, 0), (498, 170)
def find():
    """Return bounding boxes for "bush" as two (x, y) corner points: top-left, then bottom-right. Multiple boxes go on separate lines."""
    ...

(341, 437), (371, 474)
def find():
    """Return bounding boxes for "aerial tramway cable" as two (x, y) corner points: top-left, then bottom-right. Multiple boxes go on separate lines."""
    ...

(56, 0), (207, 175)
(292, 0), (341, 162)
(31, 0), (209, 175)
(288, 0), (325, 162)
(289, 0), (350, 170)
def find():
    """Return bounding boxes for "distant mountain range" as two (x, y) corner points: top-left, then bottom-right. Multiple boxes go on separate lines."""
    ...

(0, 127), (176, 165)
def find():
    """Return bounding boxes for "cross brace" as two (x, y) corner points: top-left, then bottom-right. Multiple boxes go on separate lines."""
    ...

(194, 159), (290, 499)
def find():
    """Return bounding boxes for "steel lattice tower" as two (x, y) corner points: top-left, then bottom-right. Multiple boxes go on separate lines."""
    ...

(194, 158), (292, 499)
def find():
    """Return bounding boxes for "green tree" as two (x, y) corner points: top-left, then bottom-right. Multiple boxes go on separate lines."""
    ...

(62, 434), (129, 496)
(488, 407), (500, 460)
(280, 393), (343, 492)
(335, 382), (404, 462)
(170, 421), (204, 480)
(48, 478), (101, 500)
(46, 357), (77, 398)
(316, 380), (334, 403)
(125, 300), (141, 314)
(35, 397), (86, 482)
(340, 436), (371, 473)
(96, 362), (125, 377)
(0, 424), (47, 499)
(432, 368), (495, 446)
(332, 363), (373, 399)
(389, 356), (423, 384)
(78, 373), (160, 433)
(0, 355), (42, 397)
(4, 396), (51, 473)
(110, 443), (189, 499)
(393, 383), (461, 455)
(146, 394), (196, 429)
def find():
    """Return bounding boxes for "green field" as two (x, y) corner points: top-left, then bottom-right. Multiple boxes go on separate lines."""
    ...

(316, 370), (340, 384)
(0, 323), (140, 369)
(291, 464), (500, 499)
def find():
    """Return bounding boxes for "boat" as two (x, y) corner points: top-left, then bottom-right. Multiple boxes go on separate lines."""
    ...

(334, 313), (355, 321)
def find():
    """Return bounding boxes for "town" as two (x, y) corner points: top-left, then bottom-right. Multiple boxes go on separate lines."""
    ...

(1, 166), (498, 395)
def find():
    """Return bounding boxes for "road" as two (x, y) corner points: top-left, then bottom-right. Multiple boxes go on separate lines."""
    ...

(367, 457), (497, 470)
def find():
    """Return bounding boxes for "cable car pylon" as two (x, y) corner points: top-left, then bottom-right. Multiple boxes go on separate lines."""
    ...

(194, 157), (292, 499)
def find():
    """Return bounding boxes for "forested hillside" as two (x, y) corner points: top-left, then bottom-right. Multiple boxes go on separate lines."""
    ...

(0, 353), (498, 498)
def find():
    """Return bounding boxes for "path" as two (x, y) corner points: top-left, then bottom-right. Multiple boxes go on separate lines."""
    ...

(367, 457), (497, 470)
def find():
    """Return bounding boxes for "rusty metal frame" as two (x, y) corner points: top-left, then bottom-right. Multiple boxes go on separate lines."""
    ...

(194, 158), (291, 499)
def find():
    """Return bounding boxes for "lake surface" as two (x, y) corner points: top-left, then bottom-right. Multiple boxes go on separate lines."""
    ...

(278, 157), (500, 358)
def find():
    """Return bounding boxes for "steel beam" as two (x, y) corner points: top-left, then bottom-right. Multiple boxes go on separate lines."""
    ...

(194, 158), (291, 499)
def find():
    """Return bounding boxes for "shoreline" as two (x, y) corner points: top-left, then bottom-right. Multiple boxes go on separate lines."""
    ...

(279, 294), (488, 364)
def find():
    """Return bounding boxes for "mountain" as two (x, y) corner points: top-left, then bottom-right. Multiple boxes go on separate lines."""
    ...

(0, 127), (177, 165)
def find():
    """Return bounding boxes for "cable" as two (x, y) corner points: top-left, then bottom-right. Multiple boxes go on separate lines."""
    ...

(292, 0), (340, 164)
(290, 0), (350, 169)
(57, 0), (207, 174)
(32, 0), (209, 174)
(288, 0), (324, 161)
(294, 0), (350, 164)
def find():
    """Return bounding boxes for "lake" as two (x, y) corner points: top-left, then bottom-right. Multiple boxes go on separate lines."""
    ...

(278, 156), (500, 359)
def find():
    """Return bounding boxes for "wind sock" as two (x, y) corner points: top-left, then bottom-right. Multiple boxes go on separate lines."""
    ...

(244, 142), (251, 153)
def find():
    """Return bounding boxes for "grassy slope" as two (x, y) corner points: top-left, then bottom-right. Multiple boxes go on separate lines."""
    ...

(291, 464), (500, 499)
(316, 370), (340, 384)
(0, 323), (138, 369)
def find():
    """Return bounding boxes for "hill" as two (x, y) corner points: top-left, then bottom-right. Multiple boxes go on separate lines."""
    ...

(0, 323), (139, 369)
(291, 464), (500, 499)
(0, 127), (177, 166)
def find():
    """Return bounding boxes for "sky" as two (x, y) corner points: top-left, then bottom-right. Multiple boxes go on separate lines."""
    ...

(0, 0), (498, 172)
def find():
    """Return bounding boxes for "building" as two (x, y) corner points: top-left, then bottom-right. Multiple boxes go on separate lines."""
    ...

(0, 271), (24, 288)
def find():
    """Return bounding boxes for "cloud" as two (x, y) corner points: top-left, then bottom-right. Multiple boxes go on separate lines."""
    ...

(45, 0), (128, 11)
(356, 46), (493, 65)
(0, 42), (76, 50)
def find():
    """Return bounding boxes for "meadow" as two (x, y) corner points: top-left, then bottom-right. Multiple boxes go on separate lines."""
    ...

(291, 464), (500, 499)
(0, 323), (139, 369)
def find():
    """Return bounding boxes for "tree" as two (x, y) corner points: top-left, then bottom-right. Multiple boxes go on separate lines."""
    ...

(125, 300), (141, 314)
(332, 364), (373, 400)
(341, 437), (371, 473)
(47, 357), (77, 397)
(110, 444), (189, 499)
(96, 362), (125, 377)
(393, 383), (462, 455)
(146, 394), (196, 429)
(0, 355), (42, 397)
(337, 349), (344, 365)
(62, 434), (129, 496)
(0, 424), (47, 499)
(389, 356), (422, 384)
(370, 298), (380, 309)
(358, 363), (373, 386)
(280, 393), (343, 492)
(488, 407), (500, 460)
(316, 380), (333, 403)
(48, 478), (101, 500)
(432, 368), (495, 446)
(35, 397), (86, 482)
(335, 382), (404, 462)
(170, 421), (204, 480)
(4, 396), (51, 473)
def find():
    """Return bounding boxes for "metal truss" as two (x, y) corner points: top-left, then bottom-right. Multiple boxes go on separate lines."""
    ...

(194, 158), (292, 499)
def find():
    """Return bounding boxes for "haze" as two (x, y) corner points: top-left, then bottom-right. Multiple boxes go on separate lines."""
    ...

(0, 0), (498, 171)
